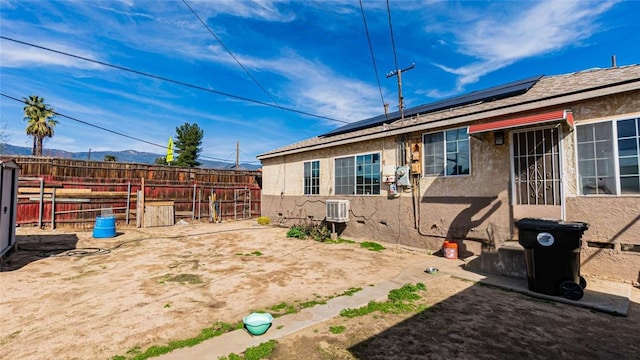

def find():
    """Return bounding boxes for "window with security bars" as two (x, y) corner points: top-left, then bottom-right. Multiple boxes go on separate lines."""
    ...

(577, 118), (640, 195)
(303, 160), (320, 195)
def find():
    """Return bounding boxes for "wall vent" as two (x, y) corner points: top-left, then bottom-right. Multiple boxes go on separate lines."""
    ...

(587, 241), (615, 249)
(326, 200), (350, 223)
(621, 243), (640, 253)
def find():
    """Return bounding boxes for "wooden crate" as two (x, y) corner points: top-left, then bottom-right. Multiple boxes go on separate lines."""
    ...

(144, 201), (175, 227)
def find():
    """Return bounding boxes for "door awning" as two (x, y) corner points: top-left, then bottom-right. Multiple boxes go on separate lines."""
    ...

(468, 110), (573, 134)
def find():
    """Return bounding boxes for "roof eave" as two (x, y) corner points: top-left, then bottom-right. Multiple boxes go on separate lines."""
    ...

(257, 79), (640, 161)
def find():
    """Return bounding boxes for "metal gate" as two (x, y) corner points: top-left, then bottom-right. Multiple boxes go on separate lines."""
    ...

(512, 127), (562, 206)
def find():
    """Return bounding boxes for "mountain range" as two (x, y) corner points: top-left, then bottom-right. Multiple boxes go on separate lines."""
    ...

(0, 144), (261, 170)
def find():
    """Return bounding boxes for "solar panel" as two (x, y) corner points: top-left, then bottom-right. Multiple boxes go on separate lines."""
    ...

(321, 75), (543, 137)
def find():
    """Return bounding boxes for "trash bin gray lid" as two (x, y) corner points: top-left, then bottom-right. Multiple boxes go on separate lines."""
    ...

(515, 218), (589, 232)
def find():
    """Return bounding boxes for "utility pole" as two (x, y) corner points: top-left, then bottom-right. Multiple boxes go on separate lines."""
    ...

(386, 63), (415, 121)
(236, 141), (239, 170)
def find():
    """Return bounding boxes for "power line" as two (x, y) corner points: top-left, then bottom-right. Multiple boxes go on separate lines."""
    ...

(386, 0), (399, 73)
(1, 92), (258, 164)
(359, 0), (387, 118)
(3, 93), (165, 150)
(182, 0), (283, 108)
(0, 36), (349, 125)
(384, 1), (414, 120)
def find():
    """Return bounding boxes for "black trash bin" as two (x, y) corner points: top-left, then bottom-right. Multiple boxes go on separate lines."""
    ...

(514, 218), (589, 300)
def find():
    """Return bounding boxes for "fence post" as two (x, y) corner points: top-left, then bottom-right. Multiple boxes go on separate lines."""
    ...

(141, 177), (145, 227)
(136, 190), (142, 228)
(38, 177), (44, 228)
(192, 183), (196, 220)
(126, 182), (131, 225)
(198, 187), (202, 220)
(51, 187), (56, 230)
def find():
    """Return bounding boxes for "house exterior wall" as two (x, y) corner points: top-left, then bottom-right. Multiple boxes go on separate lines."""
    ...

(414, 130), (512, 252)
(261, 137), (424, 247)
(260, 90), (640, 284)
(562, 91), (640, 284)
(262, 130), (513, 256)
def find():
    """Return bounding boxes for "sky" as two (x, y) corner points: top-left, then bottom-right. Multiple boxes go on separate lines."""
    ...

(1, 0), (639, 166)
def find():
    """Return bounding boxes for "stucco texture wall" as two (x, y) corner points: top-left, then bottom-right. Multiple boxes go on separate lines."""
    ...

(260, 90), (640, 283)
(565, 196), (640, 283)
(261, 130), (514, 256)
(416, 131), (512, 251)
(565, 90), (640, 238)
(261, 137), (398, 197)
(557, 91), (640, 283)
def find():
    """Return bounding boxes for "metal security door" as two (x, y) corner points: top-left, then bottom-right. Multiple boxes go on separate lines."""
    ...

(512, 126), (563, 220)
(1, 168), (13, 253)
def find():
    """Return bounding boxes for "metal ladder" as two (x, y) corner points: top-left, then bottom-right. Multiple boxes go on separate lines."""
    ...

(234, 188), (251, 220)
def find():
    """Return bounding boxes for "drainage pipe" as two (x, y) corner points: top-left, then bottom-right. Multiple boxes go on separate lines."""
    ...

(415, 176), (446, 239)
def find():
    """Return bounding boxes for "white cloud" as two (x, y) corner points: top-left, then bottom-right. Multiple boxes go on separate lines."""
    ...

(208, 48), (387, 123)
(0, 39), (104, 69)
(188, 0), (296, 22)
(2, 1), (381, 128)
(435, 0), (618, 90)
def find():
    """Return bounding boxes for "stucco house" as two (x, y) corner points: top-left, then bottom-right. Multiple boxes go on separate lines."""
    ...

(257, 65), (640, 284)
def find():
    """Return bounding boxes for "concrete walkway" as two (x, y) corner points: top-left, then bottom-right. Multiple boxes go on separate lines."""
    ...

(158, 254), (632, 360)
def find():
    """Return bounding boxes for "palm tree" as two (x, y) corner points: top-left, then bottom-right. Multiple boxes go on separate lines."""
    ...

(23, 95), (58, 156)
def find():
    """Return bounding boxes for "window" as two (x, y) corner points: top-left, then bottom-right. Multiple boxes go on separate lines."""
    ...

(335, 157), (354, 195)
(355, 153), (381, 195)
(577, 118), (640, 195)
(618, 118), (640, 194)
(303, 160), (320, 195)
(334, 153), (380, 195)
(423, 128), (470, 176)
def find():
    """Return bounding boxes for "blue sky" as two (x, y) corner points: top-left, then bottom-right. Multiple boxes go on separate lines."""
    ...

(1, 0), (639, 165)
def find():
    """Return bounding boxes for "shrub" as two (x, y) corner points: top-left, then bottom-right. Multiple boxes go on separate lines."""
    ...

(286, 223), (331, 241)
(286, 225), (306, 239)
(256, 216), (271, 225)
(307, 223), (330, 242)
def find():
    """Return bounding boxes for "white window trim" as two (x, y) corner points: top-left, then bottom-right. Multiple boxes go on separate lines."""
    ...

(333, 151), (382, 196)
(574, 116), (640, 197)
(303, 159), (321, 196)
(422, 127), (472, 177)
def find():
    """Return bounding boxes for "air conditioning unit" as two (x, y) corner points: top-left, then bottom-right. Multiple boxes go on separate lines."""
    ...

(326, 199), (350, 223)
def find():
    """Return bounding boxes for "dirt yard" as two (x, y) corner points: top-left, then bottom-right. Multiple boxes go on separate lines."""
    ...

(1, 220), (638, 360)
(270, 276), (640, 360)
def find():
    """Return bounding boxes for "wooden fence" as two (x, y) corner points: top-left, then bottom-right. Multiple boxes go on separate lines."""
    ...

(12, 156), (261, 229)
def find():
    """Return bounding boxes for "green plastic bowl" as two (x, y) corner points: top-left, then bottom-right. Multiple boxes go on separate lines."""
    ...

(243, 312), (273, 335)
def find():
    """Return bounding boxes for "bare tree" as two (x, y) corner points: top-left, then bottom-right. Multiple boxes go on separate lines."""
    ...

(0, 123), (9, 153)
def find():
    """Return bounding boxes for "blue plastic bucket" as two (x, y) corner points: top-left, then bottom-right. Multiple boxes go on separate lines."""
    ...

(93, 215), (116, 238)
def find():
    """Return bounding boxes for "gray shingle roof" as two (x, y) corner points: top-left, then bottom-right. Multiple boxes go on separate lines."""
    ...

(258, 65), (640, 160)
